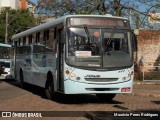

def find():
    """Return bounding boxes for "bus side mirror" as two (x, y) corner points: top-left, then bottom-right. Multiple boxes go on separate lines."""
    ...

(60, 31), (66, 44)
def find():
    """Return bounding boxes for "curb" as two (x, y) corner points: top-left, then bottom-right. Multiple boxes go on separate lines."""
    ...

(133, 82), (160, 85)
(132, 92), (160, 98)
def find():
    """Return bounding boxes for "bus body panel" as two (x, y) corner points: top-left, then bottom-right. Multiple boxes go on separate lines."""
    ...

(63, 63), (133, 94)
(15, 46), (57, 88)
(64, 64), (134, 84)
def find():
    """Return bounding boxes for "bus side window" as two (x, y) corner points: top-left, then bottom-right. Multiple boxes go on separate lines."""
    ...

(18, 46), (23, 54)
(46, 28), (56, 53)
(23, 46), (31, 54)
(18, 38), (21, 46)
(40, 31), (45, 46)
(36, 32), (40, 44)
(29, 35), (32, 45)
(23, 37), (26, 45)
(32, 33), (36, 44)
(43, 29), (50, 46)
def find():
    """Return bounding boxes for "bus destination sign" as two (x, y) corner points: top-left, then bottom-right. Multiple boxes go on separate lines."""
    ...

(70, 18), (117, 27)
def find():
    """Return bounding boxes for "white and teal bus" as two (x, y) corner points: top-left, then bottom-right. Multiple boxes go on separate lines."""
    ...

(11, 14), (135, 101)
(0, 43), (11, 77)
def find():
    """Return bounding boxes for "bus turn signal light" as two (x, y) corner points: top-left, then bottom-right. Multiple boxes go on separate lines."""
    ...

(65, 70), (70, 75)
(121, 87), (131, 92)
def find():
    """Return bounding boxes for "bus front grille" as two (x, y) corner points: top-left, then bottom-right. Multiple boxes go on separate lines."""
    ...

(85, 88), (119, 91)
(84, 78), (118, 82)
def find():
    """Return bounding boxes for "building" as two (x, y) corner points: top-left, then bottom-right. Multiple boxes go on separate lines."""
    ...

(0, 0), (36, 13)
(0, 0), (19, 9)
(20, 0), (36, 13)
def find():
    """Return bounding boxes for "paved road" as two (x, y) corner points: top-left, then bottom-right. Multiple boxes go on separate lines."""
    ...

(0, 79), (159, 120)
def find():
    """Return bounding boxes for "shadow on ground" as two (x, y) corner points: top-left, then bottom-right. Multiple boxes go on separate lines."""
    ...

(2, 79), (124, 105)
(151, 101), (160, 105)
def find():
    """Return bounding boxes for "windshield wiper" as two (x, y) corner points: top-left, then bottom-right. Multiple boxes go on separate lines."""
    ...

(105, 29), (116, 56)
(107, 29), (116, 45)
(83, 25), (92, 42)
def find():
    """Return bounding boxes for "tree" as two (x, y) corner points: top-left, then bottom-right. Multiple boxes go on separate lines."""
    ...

(0, 8), (36, 43)
(37, 0), (160, 29)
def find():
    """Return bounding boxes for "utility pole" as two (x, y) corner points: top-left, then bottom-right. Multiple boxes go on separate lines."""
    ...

(5, 11), (8, 44)
(129, 9), (132, 28)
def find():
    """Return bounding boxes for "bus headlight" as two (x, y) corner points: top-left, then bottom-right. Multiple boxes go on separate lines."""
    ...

(122, 71), (134, 81)
(76, 77), (81, 80)
(70, 73), (76, 77)
(70, 73), (81, 80)
(122, 77), (126, 81)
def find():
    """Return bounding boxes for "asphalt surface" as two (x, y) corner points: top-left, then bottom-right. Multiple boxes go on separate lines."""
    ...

(133, 81), (160, 98)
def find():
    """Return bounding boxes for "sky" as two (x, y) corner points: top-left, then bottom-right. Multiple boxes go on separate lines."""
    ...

(32, 0), (37, 4)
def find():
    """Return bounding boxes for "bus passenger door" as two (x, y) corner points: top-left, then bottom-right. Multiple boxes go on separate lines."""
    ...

(57, 28), (64, 92)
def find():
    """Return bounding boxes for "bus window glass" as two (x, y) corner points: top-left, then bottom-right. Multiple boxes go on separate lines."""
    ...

(40, 31), (45, 45)
(67, 28), (102, 67)
(10, 47), (14, 57)
(23, 46), (31, 54)
(36, 32), (40, 44)
(29, 35), (32, 45)
(20, 38), (23, 46)
(33, 45), (45, 53)
(17, 47), (23, 54)
(67, 28), (132, 68)
(23, 37), (26, 45)
(32, 33), (36, 44)
(102, 30), (132, 67)
(46, 28), (56, 53)
(0, 47), (10, 59)
(18, 38), (21, 46)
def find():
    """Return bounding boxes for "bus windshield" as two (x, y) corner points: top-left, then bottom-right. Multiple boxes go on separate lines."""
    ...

(66, 28), (133, 68)
(0, 47), (10, 59)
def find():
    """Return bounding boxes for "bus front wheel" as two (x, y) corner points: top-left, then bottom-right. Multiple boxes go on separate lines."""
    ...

(45, 74), (54, 100)
(96, 94), (116, 102)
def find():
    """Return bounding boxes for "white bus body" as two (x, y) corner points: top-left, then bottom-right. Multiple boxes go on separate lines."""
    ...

(0, 43), (11, 78)
(11, 15), (134, 100)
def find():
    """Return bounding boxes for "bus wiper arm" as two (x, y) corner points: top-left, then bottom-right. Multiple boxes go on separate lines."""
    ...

(83, 25), (92, 42)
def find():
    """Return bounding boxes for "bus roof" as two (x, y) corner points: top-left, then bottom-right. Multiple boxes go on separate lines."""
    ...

(0, 43), (11, 47)
(12, 14), (129, 41)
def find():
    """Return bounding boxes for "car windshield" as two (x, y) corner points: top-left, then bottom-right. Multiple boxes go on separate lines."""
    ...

(66, 28), (133, 68)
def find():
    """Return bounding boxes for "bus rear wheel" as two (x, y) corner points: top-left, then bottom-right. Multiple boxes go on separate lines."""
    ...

(96, 94), (116, 102)
(45, 74), (54, 100)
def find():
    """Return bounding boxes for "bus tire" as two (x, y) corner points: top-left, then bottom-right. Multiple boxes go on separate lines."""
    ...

(96, 94), (116, 102)
(45, 73), (54, 100)
(20, 69), (26, 88)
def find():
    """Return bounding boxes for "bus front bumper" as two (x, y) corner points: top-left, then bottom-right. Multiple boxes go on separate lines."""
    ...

(64, 79), (133, 94)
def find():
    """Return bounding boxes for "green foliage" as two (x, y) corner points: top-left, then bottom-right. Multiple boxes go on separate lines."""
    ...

(0, 8), (36, 43)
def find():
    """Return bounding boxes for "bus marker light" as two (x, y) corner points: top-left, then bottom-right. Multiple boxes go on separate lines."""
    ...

(65, 70), (70, 75)
(121, 87), (131, 92)
(122, 77), (126, 81)
(76, 77), (81, 80)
